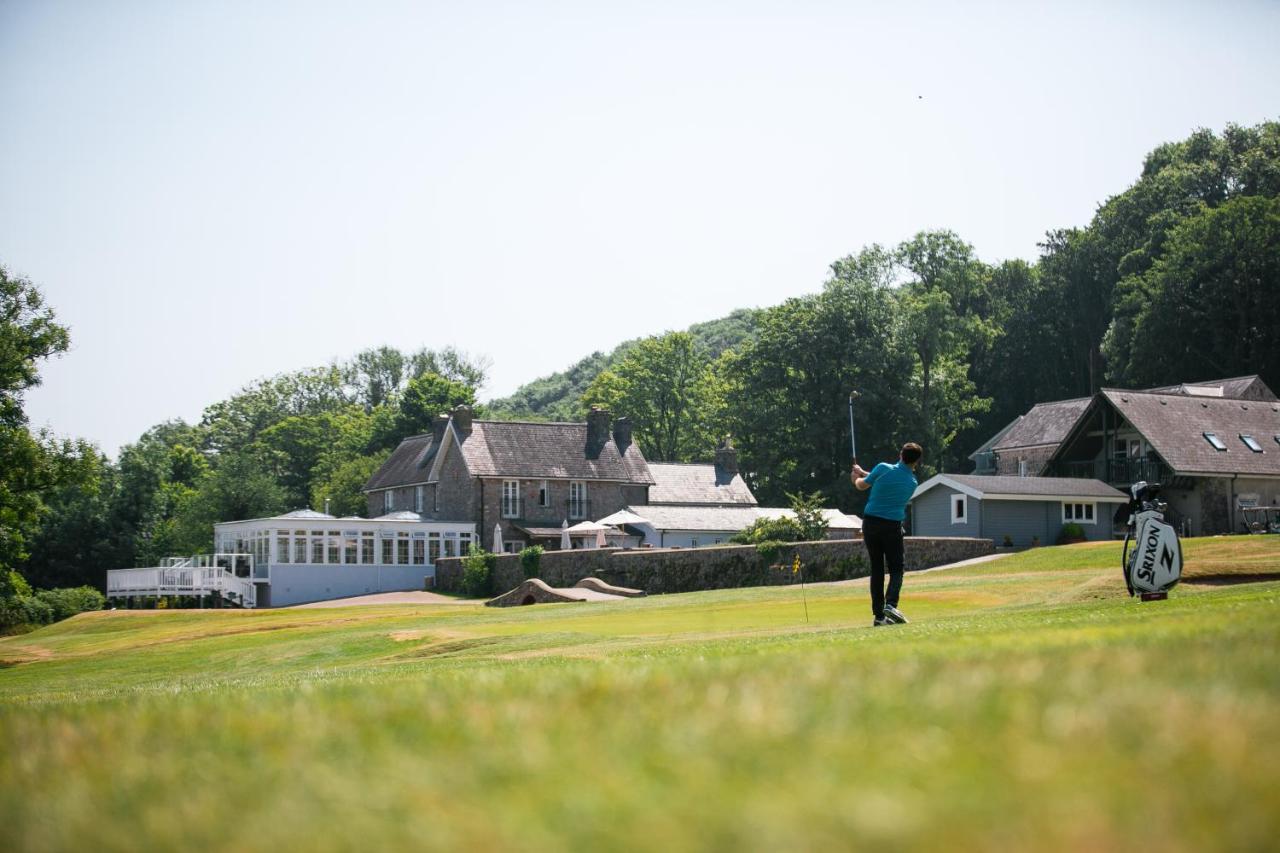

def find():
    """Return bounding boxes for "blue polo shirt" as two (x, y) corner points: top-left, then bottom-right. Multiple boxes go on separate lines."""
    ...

(862, 461), (918, 522)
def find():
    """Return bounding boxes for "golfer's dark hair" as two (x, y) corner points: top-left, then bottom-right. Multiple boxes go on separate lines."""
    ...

(901, 443), (923, 465)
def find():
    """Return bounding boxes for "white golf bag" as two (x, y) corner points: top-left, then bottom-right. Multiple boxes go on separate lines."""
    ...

(1121, 481), (1183, 597)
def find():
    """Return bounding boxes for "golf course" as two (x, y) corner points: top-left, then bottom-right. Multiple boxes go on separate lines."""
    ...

(2, 536), (1278, 851)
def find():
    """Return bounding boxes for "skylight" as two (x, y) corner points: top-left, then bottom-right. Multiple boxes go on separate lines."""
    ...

(1240, 434), (1263, 452)
(1203, 432), (1228, 451)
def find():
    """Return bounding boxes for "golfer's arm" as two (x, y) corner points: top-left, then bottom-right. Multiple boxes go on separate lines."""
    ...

(854, 477), (871, 491)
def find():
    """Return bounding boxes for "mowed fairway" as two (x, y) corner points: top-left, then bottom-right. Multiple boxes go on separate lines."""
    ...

(2, 537), (1278, 852)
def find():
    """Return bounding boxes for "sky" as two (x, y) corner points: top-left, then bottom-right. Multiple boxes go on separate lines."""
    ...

(2, 0), (1278, 457)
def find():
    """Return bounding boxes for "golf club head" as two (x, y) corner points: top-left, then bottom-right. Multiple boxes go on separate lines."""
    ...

(848, 389), (862, 402)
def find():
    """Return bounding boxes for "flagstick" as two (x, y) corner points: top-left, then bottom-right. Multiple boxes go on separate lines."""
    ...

(793, 554), (809, 624)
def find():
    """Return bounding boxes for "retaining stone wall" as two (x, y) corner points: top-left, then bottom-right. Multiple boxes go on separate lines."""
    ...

(435, 536), (994, 596)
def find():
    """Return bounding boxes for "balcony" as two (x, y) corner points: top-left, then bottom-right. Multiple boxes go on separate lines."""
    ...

(566, 499), (592, 520)
(1054, 457), (1170, 486)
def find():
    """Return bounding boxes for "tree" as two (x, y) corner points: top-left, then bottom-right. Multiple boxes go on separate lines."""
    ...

(310, 451), (390, 518)
(172, 454), (285, 552)
(0, 267), (70, 575)
(1110, 195), (1280, 389)
(381, 372), (477, 450)
(581, 332), (720, 462)
(21, 440), (117, 589)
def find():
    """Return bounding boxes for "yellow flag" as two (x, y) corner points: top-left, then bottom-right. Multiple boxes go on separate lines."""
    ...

(792, 555), (801, 574)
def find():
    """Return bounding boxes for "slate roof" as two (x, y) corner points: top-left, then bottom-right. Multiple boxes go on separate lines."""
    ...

(915, 474), (1127, 501)
(363, 433), (436, 491)
(452, 421), (654, 484)
(1146, 375), (1277, 402)
(992, 398), (1091, 450)
(646, 462), (758, 506)
(1101, 389), (1280, 477)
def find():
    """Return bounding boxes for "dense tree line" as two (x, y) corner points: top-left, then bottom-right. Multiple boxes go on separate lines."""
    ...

(3, 120), (1276, 596)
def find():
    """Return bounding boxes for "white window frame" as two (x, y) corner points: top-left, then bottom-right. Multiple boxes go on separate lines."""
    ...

(950, 494), (968, 524)
(1062, 502), (1097, 524)
(502, 480), (520, 518)
(1017, 459), (1027, 478)
(1203, 432), (1228, 451)
(569, 481), (587, 519)
(383, 490), (393, 513)
(415, 485), (424, 513)
(539, 480), (550, 507)
(1240, 434), (1263, 453)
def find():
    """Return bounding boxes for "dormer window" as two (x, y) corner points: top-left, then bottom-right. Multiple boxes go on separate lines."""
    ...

(1240, 434), (1263, 452)
(1203, 432), (1228, 451)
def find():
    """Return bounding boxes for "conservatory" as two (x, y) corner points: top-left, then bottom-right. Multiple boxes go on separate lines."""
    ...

(107, 509), (475, 608)
(216, 509), (475, 607)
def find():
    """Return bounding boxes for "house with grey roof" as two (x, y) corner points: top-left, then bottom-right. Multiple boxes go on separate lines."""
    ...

(1042, 381), (1280, 535)
(363, 405), (654, 553)
(911, 474), (1127, 547)
(984, 398), (1092, 476)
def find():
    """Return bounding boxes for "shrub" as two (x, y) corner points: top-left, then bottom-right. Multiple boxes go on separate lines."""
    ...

(786, 491), (829, 542)
(755, 541), (785, 564)
(1002, 534), (1013, 547)
(1057, 523), (1086, 545)
(731, 516), (803, 545)
(519, 546), (544, 579)
(34, 587), (106, 622)
(462, 545), (498, 598)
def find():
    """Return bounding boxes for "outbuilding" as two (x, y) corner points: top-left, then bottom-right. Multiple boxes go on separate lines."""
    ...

(911, 474), (1127, 547)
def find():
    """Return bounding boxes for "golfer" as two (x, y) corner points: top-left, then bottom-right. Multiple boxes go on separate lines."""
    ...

(852, 442), (923, 626)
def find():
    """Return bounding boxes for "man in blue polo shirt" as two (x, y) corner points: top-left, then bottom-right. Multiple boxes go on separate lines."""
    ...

(852, 442), (923, 627)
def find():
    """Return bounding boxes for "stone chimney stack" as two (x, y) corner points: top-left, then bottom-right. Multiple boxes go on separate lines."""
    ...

(451, 404), (474, 435)
(432, 413), (450, 444)
(714, 436), (739, 480)
(586, 406), (611, 457)
(612, 416), (633, 451)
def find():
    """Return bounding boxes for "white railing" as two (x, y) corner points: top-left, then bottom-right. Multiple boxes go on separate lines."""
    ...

(106, 553), (257, 607)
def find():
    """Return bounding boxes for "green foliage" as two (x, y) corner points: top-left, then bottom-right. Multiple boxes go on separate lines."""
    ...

(786, 491), (829, 542)
(1058, 523), (1086, 544)
(32, 586), (105, 621)
(581, 332), (721, 462)
(462, 545), (498, 598)
(732, 516), (803, 545)
(310, 451), (390, 518)
(390, 372), (477, 446)
(519, 545), (544, 579)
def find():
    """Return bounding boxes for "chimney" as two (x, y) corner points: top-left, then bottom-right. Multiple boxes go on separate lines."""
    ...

(714, 436), (739, 480)
(432, 413), (450, 444)
(451, 404), (474, 435)
(613, 416), (633, 450)
(586, 406), (611, 457)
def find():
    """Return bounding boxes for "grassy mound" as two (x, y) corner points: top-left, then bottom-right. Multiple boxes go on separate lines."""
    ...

(2, 536), (1278, 851)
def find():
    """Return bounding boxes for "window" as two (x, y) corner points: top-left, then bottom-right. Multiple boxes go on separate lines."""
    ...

(1063, 502), (1097, 524)
(276, 530), (290, 563)
(344, 532), (358, 564)
(1240, 434), (1263, 452)
(690, 539), (699, 548)
(539, 480), (549, 507)
(383, 490), (393, 513)
(1203, 432), (1228, 451)
(502, 480), (520, 518)
(428, 533), (441, 565)
(312, 531), (326, 564)
(360, 533), (374, 564)
(327, 530), (341, 564)
(951, 494), (967, 524)
(415, 485), (424, 513)
(412, 535), (425, 565)
(294, 530), (307, 563)
(569, 481), (587, 519)
(397, 532), (410, 565)
(1017, 459), (1027, 478)
(381, 535), (394, 565)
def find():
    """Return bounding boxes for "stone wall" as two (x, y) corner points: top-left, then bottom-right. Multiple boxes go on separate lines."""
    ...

(994, 445), (1056, 476)
(435, 537), (994, 596)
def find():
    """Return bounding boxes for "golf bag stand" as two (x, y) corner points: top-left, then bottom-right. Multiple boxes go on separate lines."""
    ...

(1120, 481), (1183, 601)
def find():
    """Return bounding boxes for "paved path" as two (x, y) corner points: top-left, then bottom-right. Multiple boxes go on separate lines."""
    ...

(912, 551), (1014, 574)
(289, 591), (479, 608)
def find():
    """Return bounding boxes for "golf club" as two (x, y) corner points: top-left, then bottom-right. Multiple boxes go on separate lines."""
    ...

(848, 389), (861, 464)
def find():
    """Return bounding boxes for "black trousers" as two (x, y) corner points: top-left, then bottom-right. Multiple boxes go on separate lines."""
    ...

(863, 514), (904, 617)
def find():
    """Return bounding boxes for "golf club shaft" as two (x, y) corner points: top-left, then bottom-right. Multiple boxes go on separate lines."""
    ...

(848, 400), (857, 463)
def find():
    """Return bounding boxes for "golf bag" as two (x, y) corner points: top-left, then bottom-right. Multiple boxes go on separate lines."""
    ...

(1120, 481), (1183, 597)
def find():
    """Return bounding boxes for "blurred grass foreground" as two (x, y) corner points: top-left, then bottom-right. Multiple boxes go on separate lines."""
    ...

(2, 536), (1278, 851)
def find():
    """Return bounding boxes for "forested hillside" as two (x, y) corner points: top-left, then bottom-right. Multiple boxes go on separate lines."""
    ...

(2, 120), (1277, 595)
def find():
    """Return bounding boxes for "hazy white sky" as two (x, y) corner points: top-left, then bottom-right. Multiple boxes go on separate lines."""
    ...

(3, 0), (1277, 457)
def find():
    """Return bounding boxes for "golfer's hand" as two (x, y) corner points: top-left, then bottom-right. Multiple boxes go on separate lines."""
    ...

(851, 464), (869, 479)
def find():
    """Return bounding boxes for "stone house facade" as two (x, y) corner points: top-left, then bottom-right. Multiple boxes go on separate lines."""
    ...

(364, 406), (654, 552)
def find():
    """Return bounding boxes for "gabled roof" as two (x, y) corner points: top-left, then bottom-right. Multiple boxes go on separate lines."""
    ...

(363, 433), (436, 492)
(969, 416), (1022, 461)
(992, 398), (1091, 451)
(436, 420), (654, 484)
(1101, 389), (1280, 477)
(646, 462), (758, 506)
(913, 474), (1127, 502)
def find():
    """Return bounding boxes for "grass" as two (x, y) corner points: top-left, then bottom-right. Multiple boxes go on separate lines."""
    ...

(1, 535), (1278, 851)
